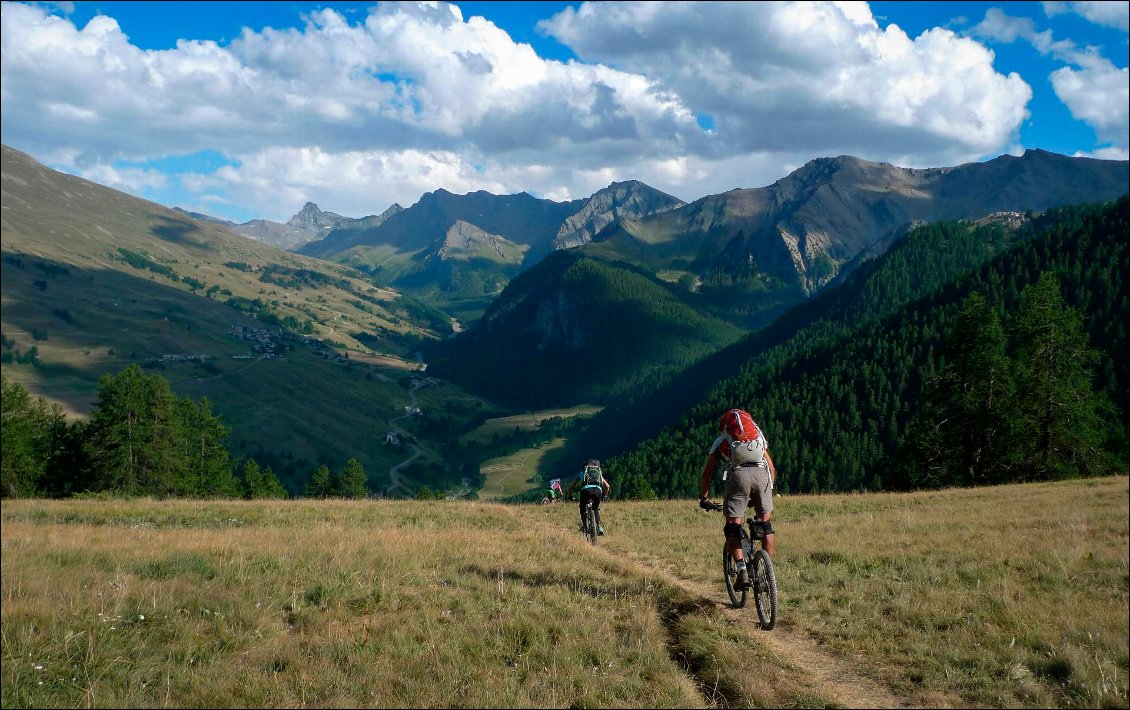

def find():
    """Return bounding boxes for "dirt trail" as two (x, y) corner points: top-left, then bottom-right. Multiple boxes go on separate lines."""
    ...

(666, 573), (928, 709)
(514, 507), (937, 710)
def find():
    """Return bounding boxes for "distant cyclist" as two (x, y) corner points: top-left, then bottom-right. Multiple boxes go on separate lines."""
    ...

(567, 458), (611, 535)
(699, 408), (777, 589)
(542, 478), (564, 503)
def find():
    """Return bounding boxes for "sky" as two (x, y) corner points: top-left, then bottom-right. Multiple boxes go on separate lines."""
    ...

(1, 1), (1127, 224)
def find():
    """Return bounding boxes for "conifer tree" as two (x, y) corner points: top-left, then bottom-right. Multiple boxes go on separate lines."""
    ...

(240, 458), (265, 499)
(175, 396), (236, 496)
(306, 464), (334, 498)
(896, 293), (1014, 488)
(338, 457), (369, 499)
(84, 364), (180, 496)
(1008, 272), (1112, 479)
(1, 374), (67, 496)
(259, 465), (289, 499)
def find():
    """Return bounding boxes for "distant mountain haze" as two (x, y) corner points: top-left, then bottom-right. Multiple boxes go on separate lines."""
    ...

(160, 146), (1129, 411)
(425, 150), (1126, 408)
(264, 150), (1125, 334)
(176, 201), (405, 251)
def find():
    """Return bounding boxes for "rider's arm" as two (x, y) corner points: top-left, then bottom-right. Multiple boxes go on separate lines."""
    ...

(566, 478), (577, 498)
(764, 450), (776, 485)
(699, 452), (718, 500)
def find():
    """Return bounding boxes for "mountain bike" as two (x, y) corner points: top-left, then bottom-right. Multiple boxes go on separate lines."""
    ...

(701, 500), (778, 629)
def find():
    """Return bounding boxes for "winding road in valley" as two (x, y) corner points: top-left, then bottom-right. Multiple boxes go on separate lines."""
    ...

(385, 379), (424, 497)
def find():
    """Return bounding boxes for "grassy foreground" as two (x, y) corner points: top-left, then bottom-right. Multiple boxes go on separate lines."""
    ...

(2, 476), (1127, 708)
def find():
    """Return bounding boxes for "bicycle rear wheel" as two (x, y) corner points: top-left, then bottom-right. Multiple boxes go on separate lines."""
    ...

(585, 505), (598, 545)
(750, 548), (778, 629)
(722, 544), (747, 608)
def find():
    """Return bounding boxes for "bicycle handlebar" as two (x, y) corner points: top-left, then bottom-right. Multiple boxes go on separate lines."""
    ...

(699, 499), (724, 512)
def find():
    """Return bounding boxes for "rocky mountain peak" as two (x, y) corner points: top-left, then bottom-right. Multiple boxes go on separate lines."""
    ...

(288, 202), (348, 229)
(553, 180), (685, 250)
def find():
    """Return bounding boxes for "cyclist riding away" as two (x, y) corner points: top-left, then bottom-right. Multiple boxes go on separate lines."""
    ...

(545, 478), (564, 502)
(567, 459), (611, 535)
(699, 408), (777, 589)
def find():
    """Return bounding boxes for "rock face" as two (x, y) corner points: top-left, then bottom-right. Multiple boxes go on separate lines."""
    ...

(225, 202), (403, 251)
(601, 150), (1129, 294)
(436, 221), (526, 263)
(553, 180), (685, 249)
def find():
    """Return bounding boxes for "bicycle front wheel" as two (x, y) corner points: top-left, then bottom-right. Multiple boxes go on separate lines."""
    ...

(722, 544), (747, 608)
(750, 548), (778, 630)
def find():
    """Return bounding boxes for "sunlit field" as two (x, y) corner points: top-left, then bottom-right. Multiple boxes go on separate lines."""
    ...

(3, 476), (1127, 708)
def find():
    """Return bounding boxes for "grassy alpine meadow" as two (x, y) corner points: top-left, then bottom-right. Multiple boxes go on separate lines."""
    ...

(556, 474), (1128, 709)
(1, 497), (754, 709)
(2, 476), (1127, 709)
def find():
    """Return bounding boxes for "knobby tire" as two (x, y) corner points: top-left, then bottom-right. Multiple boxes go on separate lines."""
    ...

(750, 548), (778, 630)
(585, 504), (598, 546)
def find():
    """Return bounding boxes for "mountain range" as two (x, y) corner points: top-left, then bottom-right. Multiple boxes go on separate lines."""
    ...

(202, 150), (1125, 331)
(174, 201), (405, 251)
(3, 141), (1127, 497)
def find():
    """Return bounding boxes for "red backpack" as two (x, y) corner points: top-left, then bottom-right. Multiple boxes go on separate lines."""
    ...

(719, 409), (765, 465)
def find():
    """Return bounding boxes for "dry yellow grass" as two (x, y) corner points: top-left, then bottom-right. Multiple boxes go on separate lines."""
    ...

(2, 476), (1127, 708)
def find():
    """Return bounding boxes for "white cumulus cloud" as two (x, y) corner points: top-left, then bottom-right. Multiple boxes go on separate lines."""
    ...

(538, 1), (1031, 165)
(973, 6), (1128, 158)
(0, 0), (1060, 221)
(1044, 1), (1130, 32)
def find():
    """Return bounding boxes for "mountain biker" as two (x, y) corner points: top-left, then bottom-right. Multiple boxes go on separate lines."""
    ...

(545, 478), (564, 502)
(567, 458), (611, 535)
(699, 408), (777, 589)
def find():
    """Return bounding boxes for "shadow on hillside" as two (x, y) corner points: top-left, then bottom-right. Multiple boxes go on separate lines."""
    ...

(2, 252), (248, 404)
(151, 214), (210, 248)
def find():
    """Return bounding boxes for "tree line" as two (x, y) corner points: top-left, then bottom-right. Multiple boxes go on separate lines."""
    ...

(1, 364), (372, 500)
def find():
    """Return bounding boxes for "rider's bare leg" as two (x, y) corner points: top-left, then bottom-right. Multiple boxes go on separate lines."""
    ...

(761, 511), (776, 557)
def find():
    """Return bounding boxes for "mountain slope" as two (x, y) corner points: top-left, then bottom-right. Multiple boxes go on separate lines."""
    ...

(586, 150), (1128, 329)
(0, 144), (495, 493)
(553, 180), (685, 249)
(426, 250), (745, 408)
(299, 181), (686, 323)
(602, 196), (1128, 498)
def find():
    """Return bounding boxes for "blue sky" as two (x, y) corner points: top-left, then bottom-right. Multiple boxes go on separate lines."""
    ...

(2, 1), (1126, 223)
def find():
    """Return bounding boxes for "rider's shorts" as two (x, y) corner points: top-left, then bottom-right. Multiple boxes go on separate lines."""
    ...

(723, 464), (773, 519)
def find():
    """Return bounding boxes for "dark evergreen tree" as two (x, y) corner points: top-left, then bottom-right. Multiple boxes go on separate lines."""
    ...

(240, 458), (265, 499)
(175, 395), (237, 497)
(338, 457), (369, 499)
(259, 465), (289, 499)
(306, 464), (334, 498)
(83, 364), (181, 496)
(1008, 272), (1113, 479)
(1, 374), (67, 496)
(895, 293), (1014, 488)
